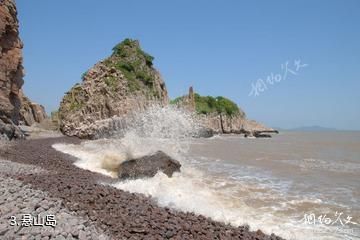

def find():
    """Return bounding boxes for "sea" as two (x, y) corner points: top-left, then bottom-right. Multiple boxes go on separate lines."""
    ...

(52, 105), (360, 240)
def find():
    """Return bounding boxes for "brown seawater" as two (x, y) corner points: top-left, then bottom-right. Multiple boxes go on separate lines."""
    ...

(187, 131), (360, 239)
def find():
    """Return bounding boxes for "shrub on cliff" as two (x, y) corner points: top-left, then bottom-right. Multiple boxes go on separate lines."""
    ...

(171, 93), (245, 117)
(194, 94), (243, 116)
(214, 96), (242, 116)
(108, 38), (157, 94)
(112, 38), (154, 67)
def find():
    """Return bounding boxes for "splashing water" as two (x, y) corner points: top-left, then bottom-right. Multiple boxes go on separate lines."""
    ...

(115, 104), (202, 158)
(53, 104), (200, 177)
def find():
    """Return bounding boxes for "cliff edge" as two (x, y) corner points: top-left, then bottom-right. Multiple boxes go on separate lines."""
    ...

(0, 0), (47, 140)
(0, 0), (24, 139)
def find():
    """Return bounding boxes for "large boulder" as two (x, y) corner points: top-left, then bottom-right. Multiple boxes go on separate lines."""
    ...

(118, 151), (181, 179)
(0, 117), (24, 140)
(58, 39), (168, 139)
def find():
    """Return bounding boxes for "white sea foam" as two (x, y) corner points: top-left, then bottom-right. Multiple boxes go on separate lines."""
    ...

(112, 164), (348, 240)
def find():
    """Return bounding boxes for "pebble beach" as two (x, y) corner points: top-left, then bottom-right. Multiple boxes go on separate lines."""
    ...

(0, 137), (284, 240)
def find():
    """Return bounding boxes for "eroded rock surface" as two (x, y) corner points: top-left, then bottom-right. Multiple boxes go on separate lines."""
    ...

(175, 87), (278, 137)
(0, 0), (24, 139)
(0, 0), (46, 140)
(59, 39), (168, 139)
(118, 151), (181, 179)
(19, 90), (47, 126)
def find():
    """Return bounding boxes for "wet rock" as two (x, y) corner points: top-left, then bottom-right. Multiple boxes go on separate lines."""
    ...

(118, 151), (181, 179)
(254, 132), (272, 138)
(194, 127), (214, 138)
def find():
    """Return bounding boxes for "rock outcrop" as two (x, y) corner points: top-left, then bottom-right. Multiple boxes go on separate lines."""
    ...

(198, 113), (278, 136)
(175, 87), (278, 137)
(118, 151), (181, 179)
(59, 39), (168, 139)
(19, 90), (47, 126)
(0, 0), (24, 140)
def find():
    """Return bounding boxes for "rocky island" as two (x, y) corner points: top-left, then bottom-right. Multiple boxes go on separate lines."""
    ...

(58, 39), (168, 139)
(172, 87), (278, 138)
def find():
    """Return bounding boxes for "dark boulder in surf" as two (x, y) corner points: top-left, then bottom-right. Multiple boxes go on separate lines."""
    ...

(118, 151), (181, 179)
(254, 132), (272, 138)
(194, 127), (214, 138)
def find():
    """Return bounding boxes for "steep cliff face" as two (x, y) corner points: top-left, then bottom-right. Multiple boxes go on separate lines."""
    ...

(59, 39), (168, 138)
(0, 0), (24, 139)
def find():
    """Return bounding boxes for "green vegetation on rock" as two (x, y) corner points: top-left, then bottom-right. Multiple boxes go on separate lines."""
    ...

(108, 38), (157, 95)
(172, 93), (245, 117)
(63, 84), (85, 111)
(104, 76), (118, 91)
(81, 71), (87, 80)
(195, 94), (241, 116)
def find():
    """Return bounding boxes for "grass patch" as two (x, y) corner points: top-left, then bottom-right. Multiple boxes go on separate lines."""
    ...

(171, 93), (244, 117)
(109, 38), (158, 96)
(105, 76), (118, 91)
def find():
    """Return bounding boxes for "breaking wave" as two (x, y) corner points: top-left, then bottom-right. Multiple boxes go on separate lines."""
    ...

(53, 104), (200, 177)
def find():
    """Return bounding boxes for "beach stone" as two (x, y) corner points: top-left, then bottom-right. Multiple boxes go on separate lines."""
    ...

(118, 151), (181, 179)
(78, 230), (87, 240)
(0, 173), (110, 240)
(35, 235), (42, 240)
(0, 223), (9, 235)
(98, 234), (110, 240)
(54, 235), (66, 240)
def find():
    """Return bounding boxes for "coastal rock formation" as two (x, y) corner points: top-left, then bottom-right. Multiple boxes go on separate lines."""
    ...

(19, 90), (47, 126)
(0, 0), (24, 140)
(199, 113), (278, 136)
(118, 151), (181, 179)
(175, 87), (278, 137)
(59, 39), (168, 139)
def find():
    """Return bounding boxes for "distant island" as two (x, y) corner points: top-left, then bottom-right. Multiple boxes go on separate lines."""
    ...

(279, 126), (338, 132)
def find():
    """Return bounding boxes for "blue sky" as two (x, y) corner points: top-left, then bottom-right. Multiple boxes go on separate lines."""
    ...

(17, 0), (360, 130)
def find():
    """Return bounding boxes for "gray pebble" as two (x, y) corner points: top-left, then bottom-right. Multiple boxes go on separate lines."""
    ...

(78, 230), (87, 240)
(0, 171), (111, 240)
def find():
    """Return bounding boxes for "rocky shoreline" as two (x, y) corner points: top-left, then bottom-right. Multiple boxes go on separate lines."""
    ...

(0, 137), (285, 240)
